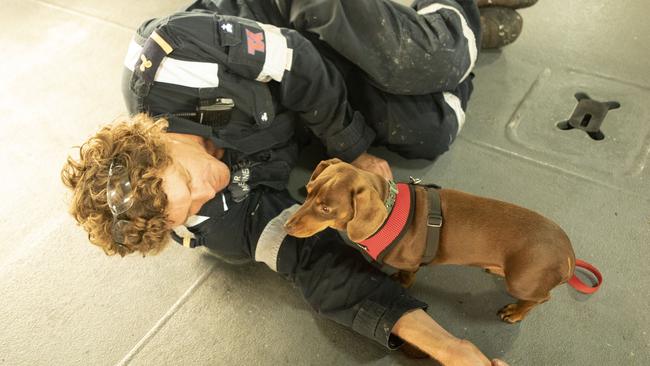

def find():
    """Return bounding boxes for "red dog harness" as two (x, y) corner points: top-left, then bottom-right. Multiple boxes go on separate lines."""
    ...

(356, 182), (442, 264)
(358, 183), (413, 261)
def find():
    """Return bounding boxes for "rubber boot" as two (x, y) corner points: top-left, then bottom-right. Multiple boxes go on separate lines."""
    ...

(476, 0), (538, 9)
(480, 7), (523, 49)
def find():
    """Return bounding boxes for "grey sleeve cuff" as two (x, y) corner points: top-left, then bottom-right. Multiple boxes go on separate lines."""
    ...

(352, 294), (428, 349)
(325, 110), (376, 163)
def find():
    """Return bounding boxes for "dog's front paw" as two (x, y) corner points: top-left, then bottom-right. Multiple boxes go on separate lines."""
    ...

(497, 303), (525, 324)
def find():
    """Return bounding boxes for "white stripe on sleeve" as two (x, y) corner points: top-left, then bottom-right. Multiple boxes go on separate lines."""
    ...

(156, 58), (220, 88)
(123, 39), (220, 88)
(256, 23), (293, 82)
(255, 204), (300, 272)
(124, 39), (141, 70)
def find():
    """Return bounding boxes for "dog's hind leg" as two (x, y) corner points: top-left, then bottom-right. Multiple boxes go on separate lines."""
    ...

(498, 298), (548, 324)
(497, 263), (559, 323)
(499, 278), (551, 323)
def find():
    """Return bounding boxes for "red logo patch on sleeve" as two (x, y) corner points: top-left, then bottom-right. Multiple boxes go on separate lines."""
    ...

(245, 29), (265, 55)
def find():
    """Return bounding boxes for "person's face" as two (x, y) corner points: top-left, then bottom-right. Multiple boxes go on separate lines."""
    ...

(159, 133), (230, 227)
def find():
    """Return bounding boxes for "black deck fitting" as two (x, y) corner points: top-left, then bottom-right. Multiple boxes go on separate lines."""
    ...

(557, 92), (620, 140)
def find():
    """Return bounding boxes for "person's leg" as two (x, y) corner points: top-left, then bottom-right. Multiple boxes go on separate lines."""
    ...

(289, 0), (480, 95)
(347, 72), (473, 161)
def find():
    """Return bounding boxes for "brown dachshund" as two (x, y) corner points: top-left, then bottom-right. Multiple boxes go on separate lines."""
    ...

(285, 158), (577, 323)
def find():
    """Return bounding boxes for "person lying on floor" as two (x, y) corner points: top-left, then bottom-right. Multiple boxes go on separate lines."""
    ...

(62, 115), (507, 366)
(60, 0), (525, 364)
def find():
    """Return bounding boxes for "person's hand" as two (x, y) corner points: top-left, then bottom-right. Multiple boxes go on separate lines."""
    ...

(350, 152), (393, 181)
(442, 339), (510, 366)
(392, 310), (509, 366)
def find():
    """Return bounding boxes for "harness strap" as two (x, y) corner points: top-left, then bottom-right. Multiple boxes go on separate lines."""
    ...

(422, 188), (443, 264)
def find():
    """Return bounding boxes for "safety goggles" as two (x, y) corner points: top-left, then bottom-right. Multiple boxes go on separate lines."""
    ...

(107, 160), (135, 246)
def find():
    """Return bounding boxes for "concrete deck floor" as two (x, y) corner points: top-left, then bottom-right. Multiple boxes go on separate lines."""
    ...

(1, 0), (648, 365)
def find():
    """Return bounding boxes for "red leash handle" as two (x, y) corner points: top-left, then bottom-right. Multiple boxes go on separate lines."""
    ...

(568, 259), (602, 294)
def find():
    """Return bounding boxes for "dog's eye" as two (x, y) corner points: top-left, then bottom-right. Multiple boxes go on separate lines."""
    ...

(321, 206), (330, 213)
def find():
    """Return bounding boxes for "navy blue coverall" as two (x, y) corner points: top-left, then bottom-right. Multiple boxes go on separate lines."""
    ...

(121, 0), (480, 348)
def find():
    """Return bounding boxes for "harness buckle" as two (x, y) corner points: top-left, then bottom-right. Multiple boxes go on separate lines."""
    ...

(427, 214), (442, 228)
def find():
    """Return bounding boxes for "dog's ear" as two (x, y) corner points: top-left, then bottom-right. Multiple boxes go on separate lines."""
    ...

(309, 158), (343, 183)
(347, 187), (388, 242)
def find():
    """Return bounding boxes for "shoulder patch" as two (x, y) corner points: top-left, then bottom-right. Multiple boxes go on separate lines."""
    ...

(214, 16), (292, 83)
(245, 29), (265, 55)
(135, 30), (174, 84)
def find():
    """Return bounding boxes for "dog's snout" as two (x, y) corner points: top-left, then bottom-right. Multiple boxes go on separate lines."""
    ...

(284, 212), (317, 238)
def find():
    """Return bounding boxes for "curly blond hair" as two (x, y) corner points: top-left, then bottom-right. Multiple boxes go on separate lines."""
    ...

(62, 114), (173, 256)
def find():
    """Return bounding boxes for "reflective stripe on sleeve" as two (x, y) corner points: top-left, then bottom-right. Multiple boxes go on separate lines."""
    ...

(255, 23), (293, 82)
(123, 39), (220, 88)
(255, 204), (300, 272)
(417, 4), (477, 83)
(124, 39), (142, 70)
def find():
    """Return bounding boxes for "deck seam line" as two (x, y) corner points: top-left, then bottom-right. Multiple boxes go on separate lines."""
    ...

(458, 136), (648, 200)
(30, 0), (135, 32)
(115, 263), (217, 366)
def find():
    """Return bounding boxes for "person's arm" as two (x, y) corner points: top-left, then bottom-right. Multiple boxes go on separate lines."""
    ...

(392, 309), (509, 366)
(274, 229), (506, 365)
(160, 12), (374, 163)
(262, 226), (499, 363)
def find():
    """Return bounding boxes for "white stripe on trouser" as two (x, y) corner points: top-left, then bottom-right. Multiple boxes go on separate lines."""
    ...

(123, 39), (220, 88)
(417, 4), (477, 82)
(255, 204), (300, 272)
(443, 92), (466, 135)
(255, 23), (293, 82)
